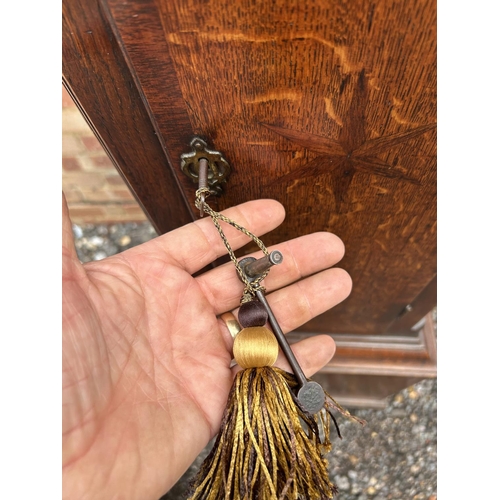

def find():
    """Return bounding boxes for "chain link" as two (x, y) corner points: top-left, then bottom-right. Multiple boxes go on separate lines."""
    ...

(195, 188), (269, 301)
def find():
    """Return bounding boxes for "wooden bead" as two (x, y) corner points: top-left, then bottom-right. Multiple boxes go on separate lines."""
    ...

(238, 300), (268, 327)
(233, 326), (279, 369)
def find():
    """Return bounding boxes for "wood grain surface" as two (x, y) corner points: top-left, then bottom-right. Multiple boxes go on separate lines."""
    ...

(106, 0), (437, 336)
(62, 0), (195, 234)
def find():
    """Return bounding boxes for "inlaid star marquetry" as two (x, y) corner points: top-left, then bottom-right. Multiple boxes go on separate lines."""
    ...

(262, 70), (436, 212)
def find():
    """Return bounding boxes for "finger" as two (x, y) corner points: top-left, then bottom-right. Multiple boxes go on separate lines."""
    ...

(197, 232), (345, 314)
(218, 268), (352, 349)
(128, 200), (285, 275)
(231, 334), (336, 378)
(274, 334), (336, 376)
(261, 268), (352, 334)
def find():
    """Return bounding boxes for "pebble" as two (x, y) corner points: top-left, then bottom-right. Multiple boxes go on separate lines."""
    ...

(408, 387), (419, 399)
(72, 224), (83, 239)
(93, 251), (107, 261)
(351, 484), (362, 495)
(89, 235), (104, 246)
(393, 394), (404, 404)
(119, 235), (131, 246)
(336, 475), (350, 491)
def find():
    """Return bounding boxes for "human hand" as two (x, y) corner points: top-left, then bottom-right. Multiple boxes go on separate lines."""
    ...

(62, 194), (352, 499)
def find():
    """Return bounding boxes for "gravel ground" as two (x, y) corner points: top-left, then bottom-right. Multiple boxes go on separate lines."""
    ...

(71, 222), (437, 500)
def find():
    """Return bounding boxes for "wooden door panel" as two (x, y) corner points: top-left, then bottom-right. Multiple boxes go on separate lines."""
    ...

(108, 0), (436, 336)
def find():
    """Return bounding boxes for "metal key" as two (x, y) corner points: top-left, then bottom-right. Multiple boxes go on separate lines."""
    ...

(238, 253), (325, 414)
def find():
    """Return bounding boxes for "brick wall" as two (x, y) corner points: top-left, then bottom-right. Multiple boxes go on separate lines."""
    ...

(62, 86), (147, 224)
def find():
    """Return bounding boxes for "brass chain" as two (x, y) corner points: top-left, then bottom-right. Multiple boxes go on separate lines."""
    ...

(195, 188), (269, 301)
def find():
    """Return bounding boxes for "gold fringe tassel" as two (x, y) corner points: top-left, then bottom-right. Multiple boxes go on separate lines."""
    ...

(187, 367), (338, 500)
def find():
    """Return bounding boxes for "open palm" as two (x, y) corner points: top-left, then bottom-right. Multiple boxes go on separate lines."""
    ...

(62, 194), (352, 500)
